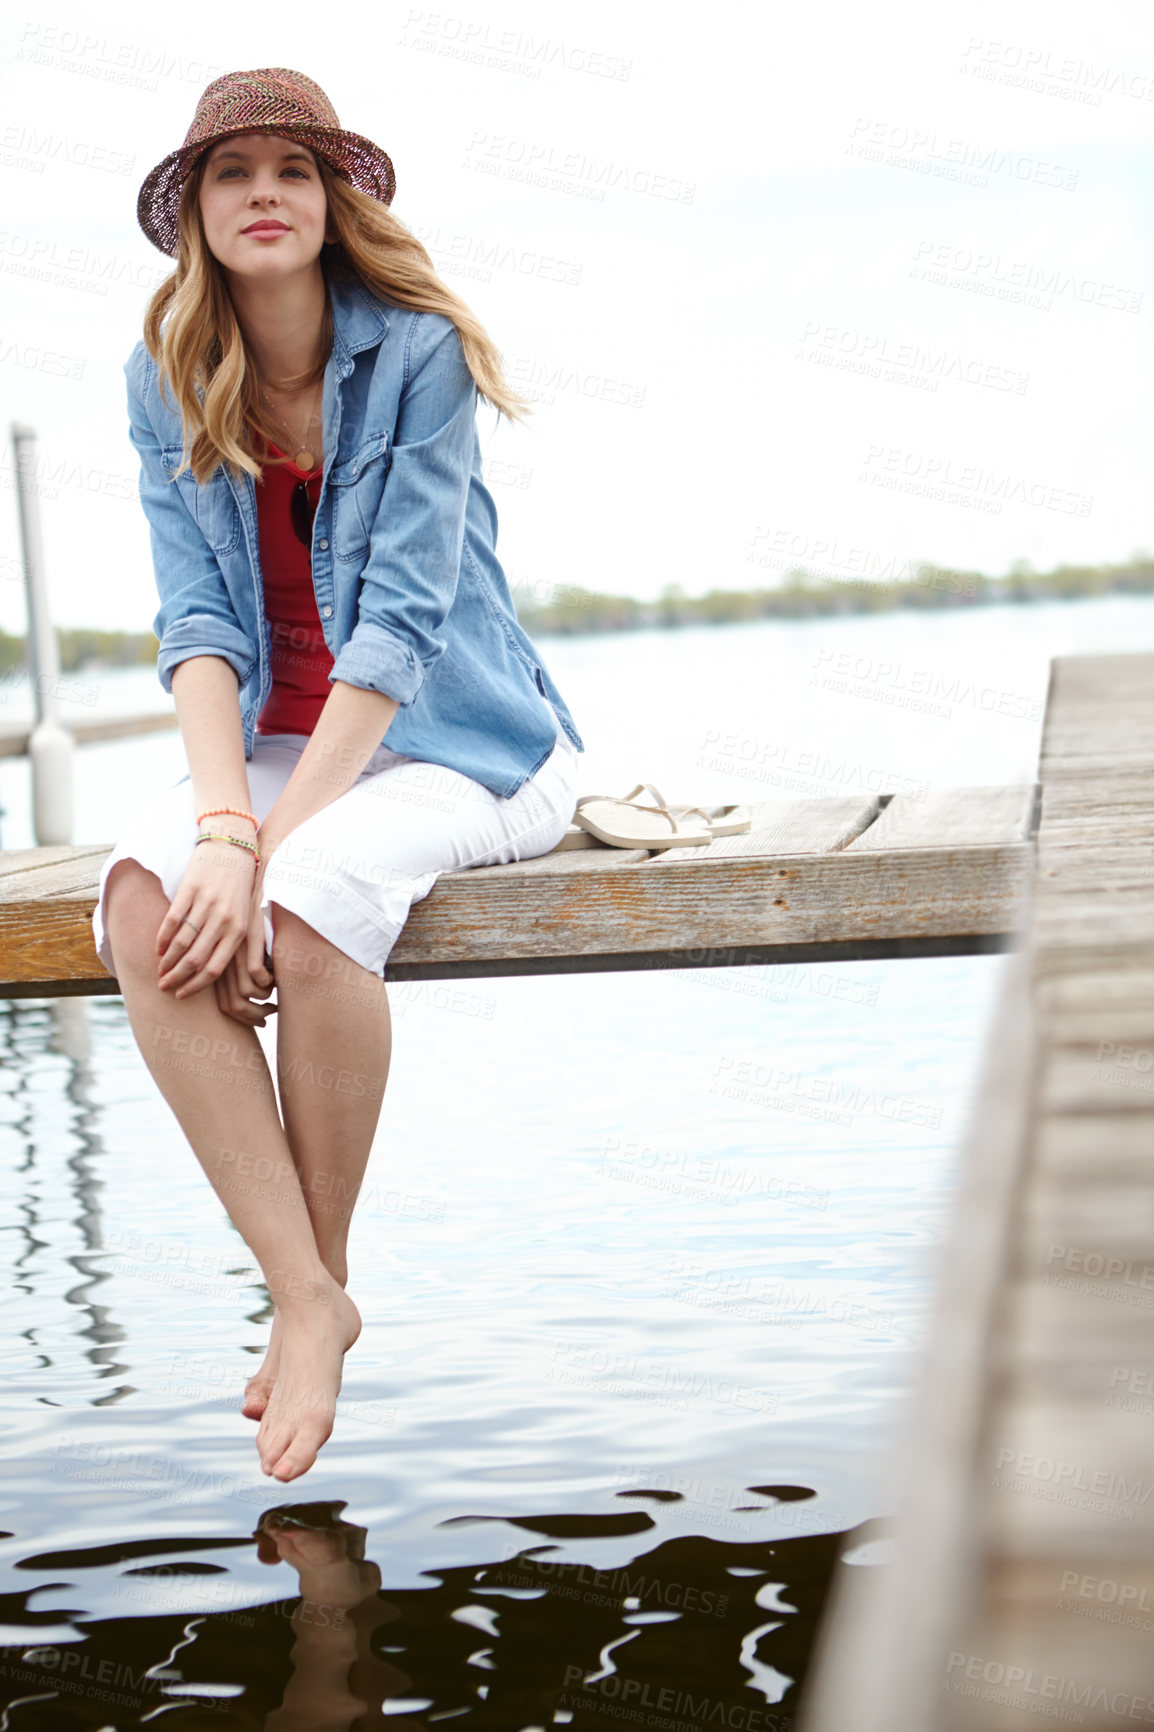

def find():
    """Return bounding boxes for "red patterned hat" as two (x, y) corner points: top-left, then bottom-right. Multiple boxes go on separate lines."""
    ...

(136, 67), (396, 256)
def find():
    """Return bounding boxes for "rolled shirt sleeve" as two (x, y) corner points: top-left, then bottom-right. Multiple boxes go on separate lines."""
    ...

(328, 313), (477, 706)
(127, 369), (257, 696)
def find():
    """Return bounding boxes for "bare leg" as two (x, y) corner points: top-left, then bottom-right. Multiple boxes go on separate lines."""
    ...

(104, 860), (361, 1481)
(242, 903), (391, 1420)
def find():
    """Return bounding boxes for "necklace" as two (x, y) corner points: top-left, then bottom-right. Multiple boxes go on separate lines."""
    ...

(259, 384), (322, 473)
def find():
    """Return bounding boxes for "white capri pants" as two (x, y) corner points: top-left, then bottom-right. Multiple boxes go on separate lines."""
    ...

(91, 703), (580, 981)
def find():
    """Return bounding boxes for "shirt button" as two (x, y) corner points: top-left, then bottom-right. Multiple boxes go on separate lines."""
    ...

(322, 605), (332, 618)
(318, 537), (329, 551)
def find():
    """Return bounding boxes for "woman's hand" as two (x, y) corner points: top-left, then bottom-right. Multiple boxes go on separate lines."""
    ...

(212, 822), (288, 1026)
(214, 872), (277, 1027)
(156, 834), (259, 999)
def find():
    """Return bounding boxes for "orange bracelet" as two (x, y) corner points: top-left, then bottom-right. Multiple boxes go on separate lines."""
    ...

(197, 805), (258, 828)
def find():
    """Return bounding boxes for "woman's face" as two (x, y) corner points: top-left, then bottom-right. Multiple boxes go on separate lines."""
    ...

(197, 132), (332, 282)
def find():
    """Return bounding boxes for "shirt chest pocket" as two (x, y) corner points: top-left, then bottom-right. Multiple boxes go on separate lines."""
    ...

(163, 445), (242, 557)
(328, 432), (392, 563)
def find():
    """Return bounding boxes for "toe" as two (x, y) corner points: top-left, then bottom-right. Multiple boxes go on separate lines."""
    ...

(271, 1450), (310, 1482)
(242, 1390), (270, 1420)
(257, 1417), (293, 1476)
(271, 1420), (331, 1481)
(243, 1370), (275, 1413)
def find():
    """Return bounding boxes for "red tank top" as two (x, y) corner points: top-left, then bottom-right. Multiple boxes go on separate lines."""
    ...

(254, 439), (334, 736)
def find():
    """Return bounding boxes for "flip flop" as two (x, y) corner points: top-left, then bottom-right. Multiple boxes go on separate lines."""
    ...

(550, 805), (749, 849)
(549, 823), (606, 851)
(668, 802), (751, 838)
(572, 783), (714, 850)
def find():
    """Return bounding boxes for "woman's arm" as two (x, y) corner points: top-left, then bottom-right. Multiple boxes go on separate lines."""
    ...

(207, 679), (398, 1027)
(153, 655), (267, 1000)
(171, 654), (253, 816)
(258, 680), (400, 855)
(126, 366), (259, 698)
(161, 667), (396, 1016)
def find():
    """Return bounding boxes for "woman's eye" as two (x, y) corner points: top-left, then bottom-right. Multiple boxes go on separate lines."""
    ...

(215, 165), (309, 179)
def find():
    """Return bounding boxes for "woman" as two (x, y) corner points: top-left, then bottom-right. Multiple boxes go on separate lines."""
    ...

(92, 68), (584, 1485)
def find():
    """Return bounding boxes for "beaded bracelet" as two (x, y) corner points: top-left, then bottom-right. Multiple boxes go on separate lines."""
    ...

(196, 831), (260, 862)
(197, 806), (258, 828)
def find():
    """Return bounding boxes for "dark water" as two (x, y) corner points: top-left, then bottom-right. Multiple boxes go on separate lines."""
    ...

(0, 1491), (865, 1728)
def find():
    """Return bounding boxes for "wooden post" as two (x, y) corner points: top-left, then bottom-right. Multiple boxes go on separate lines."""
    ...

(10, 422), (73, 846)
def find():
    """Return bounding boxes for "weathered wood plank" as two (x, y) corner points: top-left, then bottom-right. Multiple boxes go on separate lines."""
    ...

(982, 1396), (1154, 1549)
(394, 844), (1030, 963)
(1038, 1048), (1154, 1114)
(1, 853), (124, 901)
(1001, 1275), (1154, 1381)
(0, 795), (1033, 989)
(846, 786), (1036, 851)
(0, 843), (111, 878)
(0, 838), (1032, 988)
(1031, 1113), (1154, 1180)
(967, 1584), (1154, 1732)
(1035, 966), (1154, 1043)
(939, 653), (1154, 1722)
(1017, 1180), (1154, 1268)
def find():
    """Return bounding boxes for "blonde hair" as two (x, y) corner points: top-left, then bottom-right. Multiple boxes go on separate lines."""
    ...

(142, 148), (534, 484)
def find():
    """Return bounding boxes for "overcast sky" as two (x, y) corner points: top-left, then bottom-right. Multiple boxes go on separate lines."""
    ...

(0, 0), (1152, 633)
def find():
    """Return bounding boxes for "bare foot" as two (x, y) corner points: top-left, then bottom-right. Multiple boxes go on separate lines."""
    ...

(256, 1278), (361, 1481)
(244, 1261), (349, 1420)
(243, 1308), (283, 1421)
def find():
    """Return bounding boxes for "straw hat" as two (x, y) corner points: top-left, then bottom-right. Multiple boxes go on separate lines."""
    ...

(136, 67), (396, 256)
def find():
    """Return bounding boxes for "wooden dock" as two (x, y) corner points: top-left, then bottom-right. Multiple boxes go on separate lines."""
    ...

(0, 785), (1035, 995)
(799, 651), (1154, 1732)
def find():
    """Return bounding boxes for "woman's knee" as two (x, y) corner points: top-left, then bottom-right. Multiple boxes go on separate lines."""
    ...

(104, 860), (167, 962)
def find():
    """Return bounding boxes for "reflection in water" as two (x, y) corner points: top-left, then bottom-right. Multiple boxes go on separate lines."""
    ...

(5, 999), (133, 1404)
(0, 1493), (861, 1729)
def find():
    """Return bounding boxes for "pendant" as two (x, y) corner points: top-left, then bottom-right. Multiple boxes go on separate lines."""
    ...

(294, 449), (316, 472)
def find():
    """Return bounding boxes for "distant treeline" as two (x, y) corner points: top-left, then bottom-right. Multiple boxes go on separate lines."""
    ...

(0, 627), (158, 676)
(1, 557), (1152, 671)
(512, 556), (1154, 635)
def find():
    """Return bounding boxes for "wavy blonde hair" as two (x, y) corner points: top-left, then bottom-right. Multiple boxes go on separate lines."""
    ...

(142, 147), (534, 484)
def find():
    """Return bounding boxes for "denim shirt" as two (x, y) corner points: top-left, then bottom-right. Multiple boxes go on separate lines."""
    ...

(125, 269), (584, 798)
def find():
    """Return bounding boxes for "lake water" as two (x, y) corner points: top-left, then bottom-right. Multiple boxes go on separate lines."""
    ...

(2, 595), (1153, 1729)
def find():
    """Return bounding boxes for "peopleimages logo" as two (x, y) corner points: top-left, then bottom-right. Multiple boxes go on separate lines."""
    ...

(1059, 1568), (1153, 1611)
(560, 1667), (793, 1729)
(945, 1651), (1154, 1719)
(995, 1447), (1154, 1505)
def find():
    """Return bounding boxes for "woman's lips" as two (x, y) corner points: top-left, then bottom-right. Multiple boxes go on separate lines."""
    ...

(244, 222), (290, 235)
